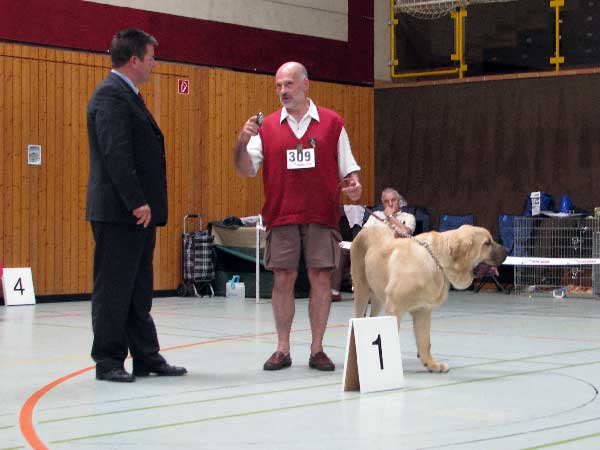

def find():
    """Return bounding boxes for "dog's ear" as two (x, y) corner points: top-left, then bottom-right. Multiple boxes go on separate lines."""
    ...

(448, 235), (473, 260)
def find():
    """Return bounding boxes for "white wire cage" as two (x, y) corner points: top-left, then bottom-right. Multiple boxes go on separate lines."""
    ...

(513, 217), (600, 298)
(395, 0), (517, 20)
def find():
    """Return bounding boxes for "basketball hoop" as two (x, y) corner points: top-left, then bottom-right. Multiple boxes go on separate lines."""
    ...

(395, 0), (516, 20)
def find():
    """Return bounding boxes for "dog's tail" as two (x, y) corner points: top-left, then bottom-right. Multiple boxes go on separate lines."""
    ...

(350, 226), (392, 318)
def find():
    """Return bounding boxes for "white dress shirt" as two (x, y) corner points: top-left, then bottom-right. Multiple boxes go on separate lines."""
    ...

(245, 99), (361, 178)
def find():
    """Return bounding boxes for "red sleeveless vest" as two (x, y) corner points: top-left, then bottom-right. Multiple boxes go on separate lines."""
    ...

(259, 106), (342, 229)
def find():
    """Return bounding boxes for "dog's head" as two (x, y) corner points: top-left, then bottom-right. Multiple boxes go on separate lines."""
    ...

(443, 225), (508, 289)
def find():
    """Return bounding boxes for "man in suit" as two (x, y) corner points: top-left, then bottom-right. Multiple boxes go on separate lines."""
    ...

(86, 28), (186, 382)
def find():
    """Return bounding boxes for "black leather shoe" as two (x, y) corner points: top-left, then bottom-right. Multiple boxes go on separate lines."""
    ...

(96, 368), (135, 382)
(133, 362), (187, 377)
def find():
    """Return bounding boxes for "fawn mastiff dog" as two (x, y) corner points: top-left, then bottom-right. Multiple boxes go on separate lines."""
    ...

(351, 224), (507, 373)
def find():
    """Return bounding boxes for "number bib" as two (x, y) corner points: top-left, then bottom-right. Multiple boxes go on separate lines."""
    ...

(286, 147), (315, 170)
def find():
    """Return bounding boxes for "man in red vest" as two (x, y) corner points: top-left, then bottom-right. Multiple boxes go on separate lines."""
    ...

(234, 61), (362, 372)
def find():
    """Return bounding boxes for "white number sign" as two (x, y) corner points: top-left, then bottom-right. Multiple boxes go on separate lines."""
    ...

(342, 316), (404, 394)
(2, 268), (36, 306)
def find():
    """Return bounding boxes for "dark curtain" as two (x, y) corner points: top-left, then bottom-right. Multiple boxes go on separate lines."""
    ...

(375, 73), (600, 236)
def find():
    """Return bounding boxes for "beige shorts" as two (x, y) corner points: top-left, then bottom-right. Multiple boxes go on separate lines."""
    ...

(264, 223), (341, 270)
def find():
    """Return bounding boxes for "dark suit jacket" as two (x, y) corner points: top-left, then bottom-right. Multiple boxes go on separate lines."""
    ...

(86, 72), (168, 226)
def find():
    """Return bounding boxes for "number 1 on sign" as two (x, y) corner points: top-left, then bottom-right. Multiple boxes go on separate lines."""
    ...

(372, 334), (383, 369)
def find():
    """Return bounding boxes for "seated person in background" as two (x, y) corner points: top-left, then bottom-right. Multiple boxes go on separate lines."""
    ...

(330, 188), (415, 301)
(364, 188), (416, 237)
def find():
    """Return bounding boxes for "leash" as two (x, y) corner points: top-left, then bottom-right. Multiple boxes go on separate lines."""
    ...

(363, 207), (444, 272)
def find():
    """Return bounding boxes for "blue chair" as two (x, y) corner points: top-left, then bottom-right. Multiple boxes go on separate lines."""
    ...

(404, 205), (431, 235)
(438, 214), (474, 232)
(498, 213), (518, 256)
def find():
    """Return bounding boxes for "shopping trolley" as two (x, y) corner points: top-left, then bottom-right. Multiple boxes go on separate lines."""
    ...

(176, 214), (215, 297)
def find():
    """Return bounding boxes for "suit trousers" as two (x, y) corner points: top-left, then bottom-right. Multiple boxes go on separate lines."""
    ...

(90, 221), (165, 373)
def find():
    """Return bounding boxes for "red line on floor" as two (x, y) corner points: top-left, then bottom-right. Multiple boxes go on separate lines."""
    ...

(18, 324), (346, 449)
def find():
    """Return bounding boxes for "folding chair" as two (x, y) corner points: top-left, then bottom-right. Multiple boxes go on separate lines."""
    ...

(474, 214), (514, 294)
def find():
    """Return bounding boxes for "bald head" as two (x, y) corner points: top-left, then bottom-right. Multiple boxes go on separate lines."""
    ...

(276, 61), (308, 80)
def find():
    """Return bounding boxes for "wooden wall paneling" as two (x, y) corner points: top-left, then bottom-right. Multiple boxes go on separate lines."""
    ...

(241, 71), (261, 217)
(246, 73), (261, 216)
(67, 52), (78, 293)
(0, 51), (10, 272)
(362, 88), (375, 204)
(205, 70), (216, 222)
(78, 57), (92, 293)
(47, 48), (59, 294)
(75, 58), (84, 294)
(192, 67), (208, 221)
(2, 51), (13, 270)
(2, 47), (9, 275)
(31, 48), (48, 292)
(164, 67), (175, 289)
(43, 58), (55, 294)
(191, 67), (202, 222)
(177, 65), (190, 286)
(11, 48), (23, 273)
(83, 58), (95, 293)
(79, 59), (91, 293)
(178, 67), (191, 215)
(20, 49), (32, 277)
(209, 69), (224, 222)
(0, 42), (374, 295)
(230, 70), (246, 218)
(169, 65), (187, 288)
(169, 65), (181, 288)
(69, 53), (80, 293)
(162, 67), (175, 289)
(221, 70), (235, 221)
(72, 53), (83, 294)
(353, 87), (370, 204)
(0, 51), (5, 270)
(249, 71), (268, 216)
(169, 64), (184, 289)
(46, 57), (64, 294)
(154, 67), (169, 289)
(61, 52), (72, 292)
(175, 67), (190, 288)
(27, 47), (42, 294)
(6, 50), (15, 268)
(232, 72), (247, 217)
(54, 56), (66, 293)
(220, 69), (232, 220)
(62, 52), (71, 292)
(212, 69), (223, 222)
(226, 69), (241, 219)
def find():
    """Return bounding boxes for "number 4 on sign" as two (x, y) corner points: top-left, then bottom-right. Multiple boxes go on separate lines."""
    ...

(2, 268), (36, 306)
(342, 316), (404, 394)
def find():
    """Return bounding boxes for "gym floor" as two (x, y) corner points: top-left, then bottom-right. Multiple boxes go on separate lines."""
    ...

(3, 291), (600, 450)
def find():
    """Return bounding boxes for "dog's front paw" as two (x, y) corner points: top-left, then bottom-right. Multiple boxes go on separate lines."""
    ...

(425, 361), (449, 373)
